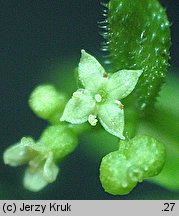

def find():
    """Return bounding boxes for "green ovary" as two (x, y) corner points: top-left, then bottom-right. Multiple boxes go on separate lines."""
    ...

(100, 135), (166, 195)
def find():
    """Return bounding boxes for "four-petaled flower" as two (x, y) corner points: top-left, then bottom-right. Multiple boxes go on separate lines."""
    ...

(3, 125), (78, 192)
(61, 50), (143, 139)
(3, 137), (59, 192)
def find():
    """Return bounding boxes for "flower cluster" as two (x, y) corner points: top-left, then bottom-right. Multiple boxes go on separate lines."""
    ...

(3, 50), (166, 195)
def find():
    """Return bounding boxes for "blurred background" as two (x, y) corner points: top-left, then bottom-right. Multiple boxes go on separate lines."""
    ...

(0, 0), (179, 199)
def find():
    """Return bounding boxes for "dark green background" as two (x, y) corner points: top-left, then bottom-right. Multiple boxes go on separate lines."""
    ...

(0, 0), (179, 199)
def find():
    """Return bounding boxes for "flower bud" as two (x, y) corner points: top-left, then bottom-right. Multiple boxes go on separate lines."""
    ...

(39, 125), (78, 161)
(29, 85), (67, 123)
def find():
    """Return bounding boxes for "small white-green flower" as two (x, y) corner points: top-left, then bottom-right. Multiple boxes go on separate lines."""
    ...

(61, 50), (143, 139)
(3, 137), (59, 192)
(23, 151), (59, 192)
(3, 125), (78, 192)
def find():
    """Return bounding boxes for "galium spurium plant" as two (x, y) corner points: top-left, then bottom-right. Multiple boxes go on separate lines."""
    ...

(3, 0), (172, 195)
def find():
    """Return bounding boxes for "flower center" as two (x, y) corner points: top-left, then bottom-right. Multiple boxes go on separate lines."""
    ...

(88, 114), (98, 126)
(95, 94), (102, 103)
(94, 90), (107, 103)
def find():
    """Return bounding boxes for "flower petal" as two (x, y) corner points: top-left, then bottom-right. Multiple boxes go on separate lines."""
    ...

(60, 89), (95, 124)
(23, 152), (59, 192)
(106, 70), (143, 99)
(43, 152), (59, 182)
(23, 166), (48, 192)
(98, 100), (125, 139)
(3, 137), (38, 166)
(78, 50), (107, 91)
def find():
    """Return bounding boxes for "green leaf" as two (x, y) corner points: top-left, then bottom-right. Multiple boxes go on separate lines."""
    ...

(104, 0), (171, 112)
